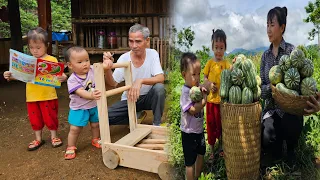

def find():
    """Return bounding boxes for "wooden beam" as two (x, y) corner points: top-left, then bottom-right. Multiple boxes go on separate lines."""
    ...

(71, 0), (80, 18)
(72, 18), (139, 24)
(37, 0), (52, 54)
(115, 128), (151, 146)
(103, 143), (168, 174)
(94, 63), (111, 144)
(135, 144), (165, 150)
(8, 0), (22, 51)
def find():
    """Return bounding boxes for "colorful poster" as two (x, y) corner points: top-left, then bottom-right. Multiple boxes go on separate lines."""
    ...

(9, 49), (64, 88)
(34, 59), (64, 88)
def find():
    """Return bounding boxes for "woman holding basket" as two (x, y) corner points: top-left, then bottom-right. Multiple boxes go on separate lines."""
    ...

(260, 6), (320, 166)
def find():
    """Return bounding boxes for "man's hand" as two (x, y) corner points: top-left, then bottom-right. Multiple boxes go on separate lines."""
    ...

(103, 52), (114, 70)
(3, 71), (12, 81)
(57, 73), (68, 82)
(128, 79), (143, 102)
(91, 89), (102, 100)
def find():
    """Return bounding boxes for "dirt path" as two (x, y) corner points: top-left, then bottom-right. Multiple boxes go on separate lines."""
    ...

(0, 81), (161, 180)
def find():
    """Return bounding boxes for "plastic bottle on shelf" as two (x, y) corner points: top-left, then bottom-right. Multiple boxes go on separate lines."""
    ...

(96, 29), (106, 49)
(108, 32), (117, 49)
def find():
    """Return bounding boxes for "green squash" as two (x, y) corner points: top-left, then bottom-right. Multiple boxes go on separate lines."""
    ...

(231, 68), (244, 86)
(229, 86), (242, 104)
(284, 68), (300, 91)
(300, 59), (314, 78)
(290, 48), (305, 69)
(276, 83), (299, 96)
(220, 69), (232, 99)
(279, 55), (291, 72)
(300, 77), (317, 96)
(242, 87), (253, 104)
(269, 65), (283, 85)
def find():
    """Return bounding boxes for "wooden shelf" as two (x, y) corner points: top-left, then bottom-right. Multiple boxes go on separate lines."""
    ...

(72, 17), (139, 24)
(85, 47), (130, 55)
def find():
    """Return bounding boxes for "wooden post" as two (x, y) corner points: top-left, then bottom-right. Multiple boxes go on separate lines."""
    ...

(37, 0), (52, 54)
(124, 63), (137, 132)
(94, 63), (111, 145)
(8, 0), (22, 51)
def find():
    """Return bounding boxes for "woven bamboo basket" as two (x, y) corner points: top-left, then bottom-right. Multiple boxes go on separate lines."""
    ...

(221, 101), (262, 180)
(271, 84), (311, 116)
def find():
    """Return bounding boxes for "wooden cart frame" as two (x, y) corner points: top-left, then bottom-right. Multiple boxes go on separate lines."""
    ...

(93, 62), (172, 179)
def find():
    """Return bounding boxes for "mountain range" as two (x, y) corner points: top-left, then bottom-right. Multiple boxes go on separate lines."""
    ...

(228, 46), (268, 55)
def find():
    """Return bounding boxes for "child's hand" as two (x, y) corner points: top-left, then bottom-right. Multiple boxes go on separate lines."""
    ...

(91, 89), (101, 100)
(211, 83), (218, 93)
(3, 71), (12, 81)
(200, 86), (208, 101)
(57, 73), (68, 82)
(103, 52), (114, 70)
(232, 57), (237, 64)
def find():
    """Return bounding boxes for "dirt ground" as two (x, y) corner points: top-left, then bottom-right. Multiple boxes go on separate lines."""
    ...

(0, 80), (165, 180)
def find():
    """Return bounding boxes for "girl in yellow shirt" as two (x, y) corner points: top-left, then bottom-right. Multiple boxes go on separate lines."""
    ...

(3, 27), (67, 151)
(203, 29), (231, 160)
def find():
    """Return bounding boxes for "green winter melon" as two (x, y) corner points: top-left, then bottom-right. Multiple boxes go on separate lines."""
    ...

(256, 75), (261, 87)
(242, 87), (253, 104)
(269, 65), (283, 85)
(189, 86), (203, 102)
(253, 85), (261, 101)
(220, 69), (232, 98)
(242, 79), (247, 89)
(276, 83), (299, 96)
(233, 54), (247, 70)
(229, 86), (242, 104)
(284, 68), (300, 91)
(231, 68), (244, 86)
(279, 55), (291, 72)
(300, 59), (314, 78)
(290, 48), (305, 69)
(301, 77), (317, 96)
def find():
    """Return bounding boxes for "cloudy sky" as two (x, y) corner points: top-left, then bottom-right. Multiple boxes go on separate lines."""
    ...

(173, 0), (316, 53)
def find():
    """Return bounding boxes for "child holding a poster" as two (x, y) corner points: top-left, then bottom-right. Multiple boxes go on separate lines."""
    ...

(3, 27), (67, 151)
(63, 46), (113, 160)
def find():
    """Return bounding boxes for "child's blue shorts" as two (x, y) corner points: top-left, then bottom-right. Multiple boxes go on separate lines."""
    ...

(68, 107), (99, 126)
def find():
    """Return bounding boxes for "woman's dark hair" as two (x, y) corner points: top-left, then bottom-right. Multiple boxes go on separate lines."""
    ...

(267, 6), (287, 34)
(27, 27), (48, 46)
(180, 52), (198, 73)
(211, 29), (227, 49)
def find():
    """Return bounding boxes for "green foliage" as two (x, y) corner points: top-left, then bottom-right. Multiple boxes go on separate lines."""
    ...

(196, 46), (211, 67)
(304, 0), (320, 41)
(177, 26), (195, 52)
(0, 0), (71, 38)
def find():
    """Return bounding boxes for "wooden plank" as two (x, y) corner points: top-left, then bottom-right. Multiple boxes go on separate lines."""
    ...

(147, 17), (153, 35)
(160, 39), (163, 67)
(85, 47), (130, 55)
(72, 18), (139, 24)
(140, 139), (166, 144)
(147, 134), (166, 140)
(135, 144), (164, 150)
(115, 128), (151, 146)
(124, 63), (137, 132)
(104, 143), (168, 173)
(8, 0), (22, 51)
(93, 63), (111, 145)
(122, 26), (127, 48)
(153, 16), (159, 37)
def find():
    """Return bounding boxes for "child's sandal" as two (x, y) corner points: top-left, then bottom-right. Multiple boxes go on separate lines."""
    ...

(28, 140), (45, 151)
(91, 138), (101, 149)
(65, 146), (77, 160)
(51, 137), (63, 148)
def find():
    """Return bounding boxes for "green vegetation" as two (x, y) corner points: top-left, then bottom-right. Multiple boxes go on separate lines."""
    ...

(167, 26), (320, 179)
(0, 0), (71, 38)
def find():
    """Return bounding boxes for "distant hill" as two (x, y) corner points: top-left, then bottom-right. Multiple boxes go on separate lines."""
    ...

(228, 46), (268, 55)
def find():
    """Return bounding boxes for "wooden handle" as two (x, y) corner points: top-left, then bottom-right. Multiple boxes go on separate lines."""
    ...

(105, 85), (131, 97)
(112, 62), (130, 69)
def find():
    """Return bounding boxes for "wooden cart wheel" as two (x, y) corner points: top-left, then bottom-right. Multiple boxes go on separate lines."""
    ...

(158, 162), (174, 180)
(103, 149), (119, 169)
